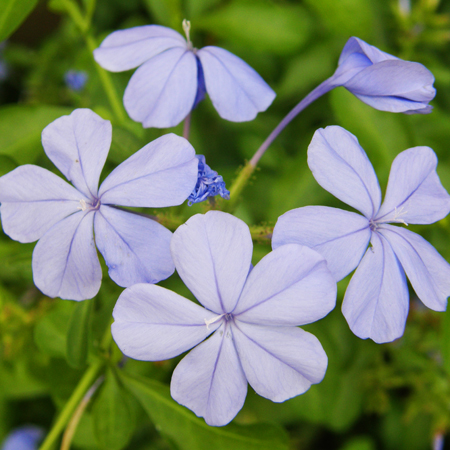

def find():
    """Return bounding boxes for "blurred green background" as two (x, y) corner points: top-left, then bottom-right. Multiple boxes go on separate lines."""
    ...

(1, 0), (450, 449)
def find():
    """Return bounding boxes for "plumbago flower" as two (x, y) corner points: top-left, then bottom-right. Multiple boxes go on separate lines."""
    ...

(273, 126), (450, 343)
(93, 20), (276, 128)
(250, 36), (436, 168)
(330, 37), (436, 113)
(112, 211), (336, 426)
(0, 109), (198, 301)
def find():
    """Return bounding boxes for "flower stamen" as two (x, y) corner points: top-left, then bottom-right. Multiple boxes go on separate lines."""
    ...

(77, 199), (88, 211)
(182, 19), (193, 50)
(204, 314), (225, 330)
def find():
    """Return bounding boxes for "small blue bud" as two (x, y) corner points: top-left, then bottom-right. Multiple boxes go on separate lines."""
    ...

(188, 155), (230, 206)
(1, 426), (43, 450)
(64, 70), (88, 92)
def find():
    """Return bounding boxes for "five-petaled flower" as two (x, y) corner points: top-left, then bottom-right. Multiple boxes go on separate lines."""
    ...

(112, 211), (336, 426)
(273, 126), (450, 343)
(0, 108), (198, 301)
(93, 20), (276, 128)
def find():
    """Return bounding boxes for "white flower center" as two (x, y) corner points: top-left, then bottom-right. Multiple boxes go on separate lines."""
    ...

(77, 199), (88, 211)
(204, 314), (223, 330)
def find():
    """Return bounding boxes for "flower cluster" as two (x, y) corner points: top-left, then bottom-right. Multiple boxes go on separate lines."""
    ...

(0, 19), (449, 431)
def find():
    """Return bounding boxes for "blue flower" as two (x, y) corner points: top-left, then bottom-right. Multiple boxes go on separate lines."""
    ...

(0, 42), (8, 82)
(331, 37), (436, 114)
(0, 109), (198, 300)
(273, 126), (450, 343)
(188, 155), (230, 205)
(249, 37), (436, 168)
(64, 70), (88, 92)
(1, 426), (43, 450)
(112, 211), (336, 426)
(93, 21), (276, 128)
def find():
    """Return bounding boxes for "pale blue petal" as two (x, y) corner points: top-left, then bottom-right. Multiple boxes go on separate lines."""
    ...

(233, 322), (327, 402)
(94, 205), (174, 286)
(32, 211), (101, 301)
(336, 37), (435, 113)
(170, 211), (253, 314)
(376, 147), (450, 224)
(99, 133), (198, 207)
(197, 46), (275, 122)
(93, 25), (186, 71)
(171, 324), (247, 427)
(2, 425), (43, 450)
(0, 165), (83, 243)
(272, 206), (371, 281)
(41, 109), (111, 198)
(123, 47), (197, 128)
(338, 37), (398, 67)
(380, 225), (450, 312)
(332, 37), (394, 87)
(308, 126), (381, 218)
(111, 283), (220, 361)
(234, 244), (336, 326)
(342, 232), (409, 343)
(353, 93), (433, 114)
(345, 60), (435, 104)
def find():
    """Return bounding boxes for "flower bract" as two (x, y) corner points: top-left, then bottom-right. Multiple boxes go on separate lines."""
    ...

(273, 125), (450, 343)
(93, 23), (276, 128)
(112, 211), (336, 426)
(0, 108), (198, 300)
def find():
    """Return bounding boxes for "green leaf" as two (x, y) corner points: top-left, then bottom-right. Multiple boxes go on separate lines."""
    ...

(108, 125), (146, 165)
(92, 369), (137, 450)
(0, 358), (48, 399)
(196, 1), (311, 55)
(0, 105), (72, 164)
(143, 0), (183, 29)
(66, 299), (93, 369)
(340, 436), (376, 450)
(286, 311), (373, 431)
(34, 301), (74, 358)
(441, 305), (450, 375)
(0, 0), (39, 42)
(301, 0), (377, 41)
(120, 371), (288, 450)
(185, 0), (222, 19)
(277, 41), (337, 99)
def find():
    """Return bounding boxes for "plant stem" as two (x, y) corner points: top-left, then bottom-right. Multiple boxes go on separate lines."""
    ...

(249, 78), (334, 168)
(62, 0), (127, 123)
(223, 163), (255, 212)
(38, 359), (104, 450)
(225, 79), (335, 211)
(249, 224), (273, 243)
(183, 113), (191, 140)
(39, 315), (114, 450)
(60, 376), (104, 450)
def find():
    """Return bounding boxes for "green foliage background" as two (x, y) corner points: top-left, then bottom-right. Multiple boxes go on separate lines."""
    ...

(1, 0), (450, 449)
